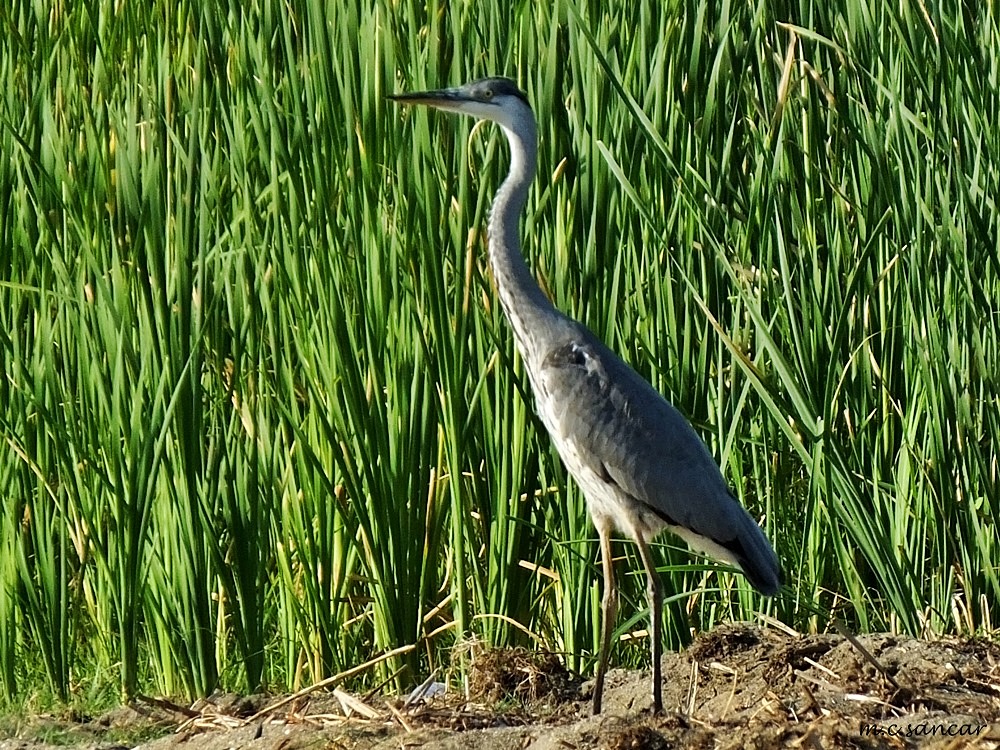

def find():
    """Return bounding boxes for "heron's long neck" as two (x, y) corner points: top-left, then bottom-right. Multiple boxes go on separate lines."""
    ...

(488, 120), (561, 364)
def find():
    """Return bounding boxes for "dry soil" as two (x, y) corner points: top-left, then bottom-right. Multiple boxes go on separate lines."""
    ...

(2, 624), (999, 750)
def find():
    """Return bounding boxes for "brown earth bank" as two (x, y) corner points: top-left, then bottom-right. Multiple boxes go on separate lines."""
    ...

(2, 624), (999, 750)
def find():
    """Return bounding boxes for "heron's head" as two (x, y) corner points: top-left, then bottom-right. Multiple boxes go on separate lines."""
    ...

(388, 77), (533, 134)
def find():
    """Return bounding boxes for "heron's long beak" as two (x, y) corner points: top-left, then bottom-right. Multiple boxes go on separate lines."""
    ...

(387, 87), (467, 111)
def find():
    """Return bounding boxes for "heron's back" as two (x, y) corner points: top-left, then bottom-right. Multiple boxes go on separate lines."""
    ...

(529, 323), (781, 596)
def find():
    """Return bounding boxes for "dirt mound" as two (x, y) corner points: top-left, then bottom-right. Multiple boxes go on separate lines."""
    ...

(2, 625), (998, 750)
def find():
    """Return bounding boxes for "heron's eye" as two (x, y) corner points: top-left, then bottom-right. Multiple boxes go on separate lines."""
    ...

(483, 88), (493, 99)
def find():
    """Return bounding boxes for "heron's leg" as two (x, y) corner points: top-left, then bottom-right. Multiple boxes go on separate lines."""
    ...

(635, 533), (663, 714)
(592, 520), (617, 715)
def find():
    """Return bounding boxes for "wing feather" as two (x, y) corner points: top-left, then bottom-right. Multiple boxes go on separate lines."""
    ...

(540, 332), (781, 594)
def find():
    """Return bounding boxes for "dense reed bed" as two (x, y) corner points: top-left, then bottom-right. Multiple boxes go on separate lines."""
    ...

(1, 0), (997, 703)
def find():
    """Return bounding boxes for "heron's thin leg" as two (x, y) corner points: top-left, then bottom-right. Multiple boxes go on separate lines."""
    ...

(592, 521), (617, 715)
(635, 533), (663, 714)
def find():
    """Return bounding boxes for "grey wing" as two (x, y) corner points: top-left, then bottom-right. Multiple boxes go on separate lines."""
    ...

(540, 334), (781, 595)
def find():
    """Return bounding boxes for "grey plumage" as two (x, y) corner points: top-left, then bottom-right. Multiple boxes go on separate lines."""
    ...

(389, 76), (780, 715)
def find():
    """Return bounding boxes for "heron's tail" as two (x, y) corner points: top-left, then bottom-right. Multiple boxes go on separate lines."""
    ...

(732, 508), (782, 596)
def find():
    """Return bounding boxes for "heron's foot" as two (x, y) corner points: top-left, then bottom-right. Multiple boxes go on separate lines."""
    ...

(579, 677), (602, 714)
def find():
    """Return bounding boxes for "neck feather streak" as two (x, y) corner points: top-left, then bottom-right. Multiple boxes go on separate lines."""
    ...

(487, 120), (562, 365)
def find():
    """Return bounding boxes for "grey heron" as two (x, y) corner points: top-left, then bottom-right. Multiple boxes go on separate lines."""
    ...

(389, 77), (781, 715)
